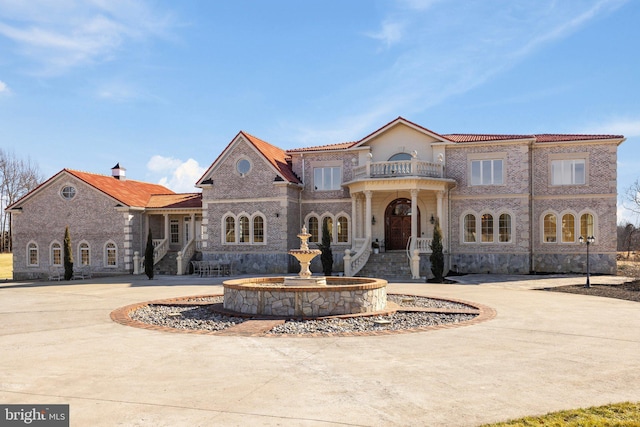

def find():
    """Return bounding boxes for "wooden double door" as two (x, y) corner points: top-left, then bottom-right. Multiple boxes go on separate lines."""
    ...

(384, 198), (420, 251)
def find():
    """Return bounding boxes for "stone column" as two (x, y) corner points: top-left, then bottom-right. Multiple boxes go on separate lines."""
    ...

(365, 190), (372, 243)
(351, 194), (358, 243)
(411, 189), (418, 252)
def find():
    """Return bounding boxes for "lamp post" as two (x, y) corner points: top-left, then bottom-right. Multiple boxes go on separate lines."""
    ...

(579, 235), (595, 288)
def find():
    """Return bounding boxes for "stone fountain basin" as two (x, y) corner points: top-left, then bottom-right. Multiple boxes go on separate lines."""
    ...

(223, 277), (388, 318)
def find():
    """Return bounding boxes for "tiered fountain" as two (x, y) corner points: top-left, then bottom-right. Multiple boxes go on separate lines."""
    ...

(223, 227), (387, 317)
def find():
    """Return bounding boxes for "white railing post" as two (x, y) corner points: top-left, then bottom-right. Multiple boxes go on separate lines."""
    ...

(344, 249), (352, 277)
(411, 249), (421, 279)
(176, 252), (183, 276)
(133, 251), (140, 275)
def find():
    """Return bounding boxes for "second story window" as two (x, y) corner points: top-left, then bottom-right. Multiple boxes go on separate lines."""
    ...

(314, 167), (341, 191)
(551, 159), (585, 185)
(471, 159), (503, 185)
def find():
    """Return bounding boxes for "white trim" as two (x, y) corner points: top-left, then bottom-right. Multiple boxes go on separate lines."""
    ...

(77, 240), (91, 266)
(27, 240), (39, 267)
(104, 240), (118, 268)
(50, 240), (63, 266)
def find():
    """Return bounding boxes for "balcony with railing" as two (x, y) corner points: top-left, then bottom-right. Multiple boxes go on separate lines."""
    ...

(352, 159), (443, 180)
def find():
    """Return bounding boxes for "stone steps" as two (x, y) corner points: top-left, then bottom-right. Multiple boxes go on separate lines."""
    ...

(357, 251), (413, 280)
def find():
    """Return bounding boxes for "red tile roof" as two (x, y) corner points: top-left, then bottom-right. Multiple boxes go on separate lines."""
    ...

(287, 142), (356, 153)
(444, 134), (534, 143)
(146, 193), (202, 209)
(66, 169), (174, 207)
(533, 134), (624, 142)
(241, 131), (301, 184)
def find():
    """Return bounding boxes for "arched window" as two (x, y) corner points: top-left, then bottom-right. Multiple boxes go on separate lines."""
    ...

(105, 242), (117, 267)
(27, 242), (39, 266)
(544, 214), (557, 243)
(481, 214), (494, 242)
(561, 213), (575, 243)
(322, 217), (333, 242)
(225, 216), (235, 243)
(337, 216), (349, 243)
(388, 152), (412, 161)
(238, 215), (250, 243)
(580, 213), (594, 238)
(308, 217), (319, 242)
(79, 242), (90, 266)
(463, 214), (476, 243)
(51, 242), (62, 266)
(253, 216), (264, 243)
(499, 213), (512, 243)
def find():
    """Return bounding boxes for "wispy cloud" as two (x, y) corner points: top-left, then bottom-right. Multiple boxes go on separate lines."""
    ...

(0, 0), (174, 75)
(0, 79), (8, 94)
(582, 117), (640, 138)
(364, 20), (405, 48)
(147, 155), (204, 193)
(290, 0), (628, 147)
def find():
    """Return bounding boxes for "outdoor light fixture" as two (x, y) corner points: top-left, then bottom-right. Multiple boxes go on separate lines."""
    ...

(372, 216), (376, 225)
(430, 214), (435, 225)
(579, 235), (595, 288)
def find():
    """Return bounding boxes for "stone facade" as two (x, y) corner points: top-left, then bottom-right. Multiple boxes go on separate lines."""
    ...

(11, 174), (136, 280)
(10, 117), (624, 280)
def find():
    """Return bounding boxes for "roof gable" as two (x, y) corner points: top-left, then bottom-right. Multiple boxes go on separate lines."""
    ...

(197, 131), (300, 186)
(351, 117), (452, 148)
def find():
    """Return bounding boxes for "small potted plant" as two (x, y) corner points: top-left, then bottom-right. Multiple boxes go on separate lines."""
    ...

(371, 240), (380, 254)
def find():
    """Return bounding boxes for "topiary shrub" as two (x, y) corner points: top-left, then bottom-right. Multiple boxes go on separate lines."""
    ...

(63, 226), (73, 280)
(429, 218), (444, 283)
(144, 229), (154, 280)
(317, 220), (333, 276)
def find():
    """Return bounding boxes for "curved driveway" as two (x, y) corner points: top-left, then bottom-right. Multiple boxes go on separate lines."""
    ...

(0, 274), (638, 426)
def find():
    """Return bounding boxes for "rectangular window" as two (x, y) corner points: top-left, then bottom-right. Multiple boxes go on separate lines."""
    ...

(170, 219), (179, 244)
(499, 214), (512, 243)
(314, 167), (341, 191)
(253, 217), (264, 243)
(551, 159), (585, 185)
(52, 244), (62, 266)
(80, 244), (90, 266)
(471, 159), (503, 185)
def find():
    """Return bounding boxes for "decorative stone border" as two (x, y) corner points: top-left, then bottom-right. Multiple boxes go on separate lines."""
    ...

(110, 293), (497, 337)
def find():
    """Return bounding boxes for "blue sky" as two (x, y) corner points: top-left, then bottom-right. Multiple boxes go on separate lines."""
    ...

(0, 0), (638, 223)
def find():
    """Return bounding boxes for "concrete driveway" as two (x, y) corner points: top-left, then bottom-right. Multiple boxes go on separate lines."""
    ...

(0, 274), (638, 426)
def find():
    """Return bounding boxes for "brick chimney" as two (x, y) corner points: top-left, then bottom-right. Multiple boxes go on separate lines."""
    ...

(111, 163), (126, 181)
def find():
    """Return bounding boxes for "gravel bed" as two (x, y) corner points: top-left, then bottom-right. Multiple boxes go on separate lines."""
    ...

(267, 312), (477, 335)
(130, 303), (244, 332)
(129, 294), (479, 335)
(387, 294), (475, 310)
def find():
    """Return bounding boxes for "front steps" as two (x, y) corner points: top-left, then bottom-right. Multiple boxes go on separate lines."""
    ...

(356, 251), (415, 281)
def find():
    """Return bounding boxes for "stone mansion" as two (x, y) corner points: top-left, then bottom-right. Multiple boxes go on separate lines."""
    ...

(7, 117), (624, 281)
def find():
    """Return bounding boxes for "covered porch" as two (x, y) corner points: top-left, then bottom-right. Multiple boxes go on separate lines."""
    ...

(343, 173), (455, 279)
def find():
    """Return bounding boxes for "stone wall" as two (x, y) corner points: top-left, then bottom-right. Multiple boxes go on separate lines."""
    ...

(12, 173), (130, 280)
(223, 279), (387, 317)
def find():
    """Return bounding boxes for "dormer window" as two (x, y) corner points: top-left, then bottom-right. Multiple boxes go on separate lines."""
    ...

(61, 186), (76, 200)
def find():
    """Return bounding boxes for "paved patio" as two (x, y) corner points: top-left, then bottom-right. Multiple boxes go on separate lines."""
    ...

(0, 274), (638, 426)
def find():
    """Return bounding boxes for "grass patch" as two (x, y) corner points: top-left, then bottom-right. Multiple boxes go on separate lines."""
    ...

(482, 401), (640, 427)
(0, 253), (12, 280)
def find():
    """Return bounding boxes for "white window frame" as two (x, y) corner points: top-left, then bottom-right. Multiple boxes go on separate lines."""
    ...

(461, 210), (514, 244)
(221, 212), (267, 245)
(78, 241), (91, 266)
(27, 241), (39, 267)
(549, 154), (588, 186)
(469, 155), (506, 187)
(313, 166), (342, 191)
(104, 241), (118, 268)
(50, 241), (62, 266)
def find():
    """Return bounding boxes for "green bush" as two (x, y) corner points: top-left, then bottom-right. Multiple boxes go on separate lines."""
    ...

(63, 226), (73, 281)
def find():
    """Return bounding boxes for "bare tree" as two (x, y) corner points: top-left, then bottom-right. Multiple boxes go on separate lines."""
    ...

(0, 149), (44, 252)
(624, 179), (640, 216)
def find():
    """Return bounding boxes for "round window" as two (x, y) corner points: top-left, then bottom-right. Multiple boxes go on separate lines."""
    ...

(61, 186), (76, 200)
(236, 159), (251, 176)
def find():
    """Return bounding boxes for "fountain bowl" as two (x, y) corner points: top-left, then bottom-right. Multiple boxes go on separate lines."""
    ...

(223, 276), (387, 318)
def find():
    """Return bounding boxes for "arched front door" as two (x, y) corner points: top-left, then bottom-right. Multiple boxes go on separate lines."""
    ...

(384, 198), (420, 251)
